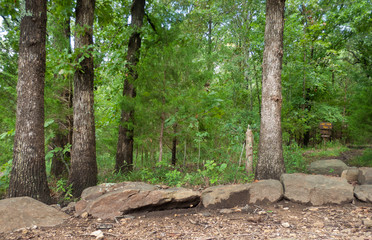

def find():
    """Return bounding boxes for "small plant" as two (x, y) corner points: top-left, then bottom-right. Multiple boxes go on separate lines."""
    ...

(54, 178), (73, 202)
(198, 160), (227, 185)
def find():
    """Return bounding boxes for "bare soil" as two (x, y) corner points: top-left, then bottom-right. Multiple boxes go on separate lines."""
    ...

(1, 201), (371, 240)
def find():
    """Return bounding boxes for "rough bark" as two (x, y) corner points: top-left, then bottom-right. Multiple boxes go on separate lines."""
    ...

(115, 0), (145, 173)
(245, 125), (254, 174)
(171, 124), (177, 166)
(256, 0), (286, 180)
(8, 0), (51, 203)
(68, 0), (97, 197)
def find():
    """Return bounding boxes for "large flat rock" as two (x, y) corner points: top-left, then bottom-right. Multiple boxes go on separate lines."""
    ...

(0, 197), (69, 233)
(308, 159), (348, 176)
(201, 180), (283, 208)
(281, 173), (354, 205)
(76, 183), (200, 220)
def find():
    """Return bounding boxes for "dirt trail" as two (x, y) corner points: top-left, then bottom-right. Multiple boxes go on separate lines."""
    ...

(1, 201), (371, 240)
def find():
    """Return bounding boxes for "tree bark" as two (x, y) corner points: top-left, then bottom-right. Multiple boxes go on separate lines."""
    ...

(68, 0), (97, 197)
(245, 125), (254, 174)
(8, 0), (51, 204)
(115, 0), (145, 173)
(256, 0), (286, 180)
(171, 123), (177, 165)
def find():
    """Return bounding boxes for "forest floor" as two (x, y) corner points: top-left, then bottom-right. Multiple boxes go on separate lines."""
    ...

(2, 200), (371, 240)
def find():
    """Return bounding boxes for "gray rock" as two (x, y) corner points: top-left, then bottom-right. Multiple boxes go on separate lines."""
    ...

(308, 159), (349, 176)
(76, 186), (200, 220)
(358, 167), (372, 185)
(61, 202), (76, 213)
(0, 197), (69, 233)
(201, 184), (250, 208)
(201, 180), (283, 208)
(81, 182), (158, 201)
(354, 185), (372, 203)
(341, 167), (359, 182)
(248, 179), (283, 204)
(281, 173), (354, 205)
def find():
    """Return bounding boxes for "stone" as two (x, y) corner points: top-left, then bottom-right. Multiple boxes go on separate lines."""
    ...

(201, 184), (250, 208)
(0, 197), (69, 233)
(281, 173), (354, 205)
(61, 202), (76, 213)
(76, 185), (200, 220)
(248, 179), (283, 204)
(281, 222), (290, 228)
(341, 167), (359, 182)
(358, 167), (372, 185)
(308, 159), (349, 176)
(81, 182), (158, 201)
(363, 219), (372, 228)
(354, 185), (372, 203)
(201, 180), (283, 208)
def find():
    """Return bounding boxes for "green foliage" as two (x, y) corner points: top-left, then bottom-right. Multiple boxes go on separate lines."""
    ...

(283, 143), (307, 173)
(50, 178), (73, 202)
(0, 160), (11, 197)
(349, 149), (372, 167)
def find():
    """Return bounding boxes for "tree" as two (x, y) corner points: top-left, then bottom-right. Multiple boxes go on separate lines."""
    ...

(8, 0), (51, 203)
(68, 0), (97, 197)
(48, 0), (74, 178)
(115, 0), (145, 173)
(256, 0), (286, 180)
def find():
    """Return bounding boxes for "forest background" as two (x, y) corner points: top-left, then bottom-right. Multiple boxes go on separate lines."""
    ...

(0, 0), (371, 200)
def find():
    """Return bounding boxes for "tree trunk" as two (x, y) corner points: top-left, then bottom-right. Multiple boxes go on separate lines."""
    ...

(171, 123), (177, 165)
(245, 125), (254, 174)
(158, 111), (165, 163)
(68, 0), (97, 197)
(256, 0), (286, 180)
(115, 0), (145, 173)
(51, 14), (73, 178)
(8, 0), (51, 204)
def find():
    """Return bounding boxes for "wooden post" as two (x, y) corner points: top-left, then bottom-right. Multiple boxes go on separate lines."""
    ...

(245, 125), (254, 174)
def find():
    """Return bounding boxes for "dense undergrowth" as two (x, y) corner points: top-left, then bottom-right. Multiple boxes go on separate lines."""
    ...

(1, 141), (371, 203)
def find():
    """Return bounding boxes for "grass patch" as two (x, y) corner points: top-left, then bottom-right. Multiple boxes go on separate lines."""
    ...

(349, 148), (372, 167)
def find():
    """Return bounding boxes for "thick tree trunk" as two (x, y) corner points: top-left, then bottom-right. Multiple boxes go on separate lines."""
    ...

(68, 0), (97, 197)
(8, 0), (51, 203)
(115, 0), (145, 173)
(256, 0), (286, 180)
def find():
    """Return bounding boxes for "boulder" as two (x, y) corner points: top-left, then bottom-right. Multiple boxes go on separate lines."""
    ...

(341, 167), (359, 182)
(76, 184), (200, 220)
(248, 180), (283, 204)
(0, 197), (69, 233)
(358, 167), (372, 185)
(201, 184), (250, 208)
(354, 185), (372, 203)
(308, 159), (348, 176)
(201, 180), (283, 208)
(281, 173), (354, 205)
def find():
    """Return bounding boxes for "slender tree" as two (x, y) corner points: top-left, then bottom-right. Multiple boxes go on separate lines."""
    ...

(68, 0), (97, 197)
(49, 1), (73, 178)
(256, 0), (286, 180)
(8, 0), (51, 203)
(116, 0), (145, 173)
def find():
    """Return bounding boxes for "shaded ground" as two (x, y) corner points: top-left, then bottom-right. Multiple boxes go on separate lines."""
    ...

(1, 201), (371, 240)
